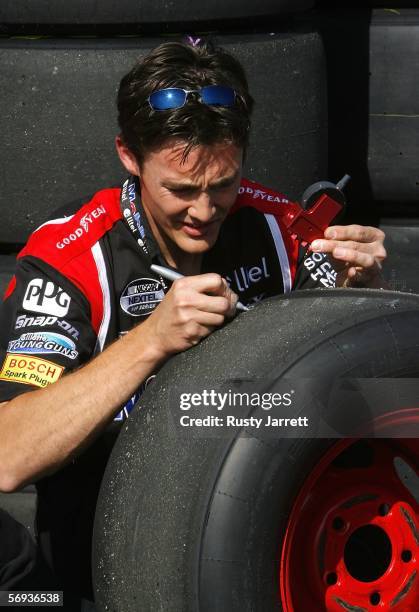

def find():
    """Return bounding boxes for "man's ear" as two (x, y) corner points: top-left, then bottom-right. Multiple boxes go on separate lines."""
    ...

(115, 136), (141, 176)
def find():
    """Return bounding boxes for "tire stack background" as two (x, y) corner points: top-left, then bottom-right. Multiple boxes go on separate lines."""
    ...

(0, 0), (418, 600)
(316, 3), (419, 294)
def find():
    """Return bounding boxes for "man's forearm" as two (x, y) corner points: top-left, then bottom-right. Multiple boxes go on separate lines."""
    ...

(0, 318), (167, 492)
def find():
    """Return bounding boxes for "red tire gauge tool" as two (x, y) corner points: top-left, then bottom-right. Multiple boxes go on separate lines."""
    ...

(283, 175), (351, 246)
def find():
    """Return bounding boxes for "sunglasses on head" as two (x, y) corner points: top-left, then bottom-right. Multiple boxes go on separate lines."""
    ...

(148, 85), (238, 111)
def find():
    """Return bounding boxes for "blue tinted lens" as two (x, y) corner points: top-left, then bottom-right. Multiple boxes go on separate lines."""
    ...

(149, 88), (187, 110)
(201, 85), (236, 106)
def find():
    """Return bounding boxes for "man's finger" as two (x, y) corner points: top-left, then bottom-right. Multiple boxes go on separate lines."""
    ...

(190, 293), (235, 315)
(323, 224), (385, 243)
(194, 311), (226, 328)
(171, 274), (238, 316)
(311, 239), (379, 254)
(311, 239), (387, 263)
(173, 273), (228, 296)
(331, 247), (376, 269)
(196, 274), (238, 315)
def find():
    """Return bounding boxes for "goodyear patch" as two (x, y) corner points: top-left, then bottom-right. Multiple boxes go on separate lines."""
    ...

(0, 353), (64, 388)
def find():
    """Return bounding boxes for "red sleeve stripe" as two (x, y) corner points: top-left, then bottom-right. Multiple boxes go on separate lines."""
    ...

(91, 242), (112, 353)
(3, 276), (16, 301)
(264, 214), (292, 293)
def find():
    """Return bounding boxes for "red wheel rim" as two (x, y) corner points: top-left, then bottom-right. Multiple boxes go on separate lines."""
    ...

(280, 410), (419, 611)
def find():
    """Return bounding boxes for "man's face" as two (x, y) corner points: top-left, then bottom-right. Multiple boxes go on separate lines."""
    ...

(137, 140), (243, 262)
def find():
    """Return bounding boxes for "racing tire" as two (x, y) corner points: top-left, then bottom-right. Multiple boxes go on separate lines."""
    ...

(93, 289), (419, 612)
(0, 0), (315, 24)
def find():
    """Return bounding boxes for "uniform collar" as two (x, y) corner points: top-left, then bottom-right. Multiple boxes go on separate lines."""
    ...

(120, 175), (164, 265)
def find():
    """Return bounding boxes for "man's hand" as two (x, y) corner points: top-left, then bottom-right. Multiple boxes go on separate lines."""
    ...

(310, 224), (387, 288)
(145, 273), (238, 356)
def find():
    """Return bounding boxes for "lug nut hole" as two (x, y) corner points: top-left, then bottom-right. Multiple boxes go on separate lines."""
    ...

(332, 517), (345, 531)
(402, 549), (412, 563)
(370, 592), (381, 606)
(326, 572), (338, 586)
(378, 503), (390, 516)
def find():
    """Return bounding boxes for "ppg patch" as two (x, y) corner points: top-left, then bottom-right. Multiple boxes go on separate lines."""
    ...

(23, 278), (71, 317)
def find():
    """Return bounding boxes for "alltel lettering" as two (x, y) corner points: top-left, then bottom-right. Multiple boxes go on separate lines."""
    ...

(226, 257), (270, 293)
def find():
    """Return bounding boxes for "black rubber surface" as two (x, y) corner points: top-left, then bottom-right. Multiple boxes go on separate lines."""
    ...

(0, 256), (16, 299)
(0, 487), (37, 538)
(318, 1), (419, 7)
(369, 9), (419, 205)
(380, 220), (419, 294)
(319, 8), (419, 217)
(93, 289), (419, 611)
(0, 0), (314, 25)
(0, 32), (327, 245)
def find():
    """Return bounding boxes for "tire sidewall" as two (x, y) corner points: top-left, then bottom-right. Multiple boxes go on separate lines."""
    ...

(93, 291), (419, 612)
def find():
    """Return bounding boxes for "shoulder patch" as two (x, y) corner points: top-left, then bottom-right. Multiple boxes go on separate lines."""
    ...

(15, 187), (121, 335)
(18, 187), (122, 269)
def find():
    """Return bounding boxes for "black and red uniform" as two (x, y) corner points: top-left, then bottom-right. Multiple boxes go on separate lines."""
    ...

(0, 176), (337, 601)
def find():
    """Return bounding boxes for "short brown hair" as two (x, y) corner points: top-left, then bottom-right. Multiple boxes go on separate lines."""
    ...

(117, 41), (254, 164)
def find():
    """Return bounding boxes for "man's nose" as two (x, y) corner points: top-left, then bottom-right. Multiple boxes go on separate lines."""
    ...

(188, 192), (216, 223)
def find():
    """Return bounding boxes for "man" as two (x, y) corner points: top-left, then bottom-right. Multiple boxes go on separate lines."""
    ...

(0, 41), (386, 606)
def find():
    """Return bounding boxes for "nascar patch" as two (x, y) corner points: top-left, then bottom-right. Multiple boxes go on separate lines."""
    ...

(120, 277), (165, 316)
(0, 353), (64, 388)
